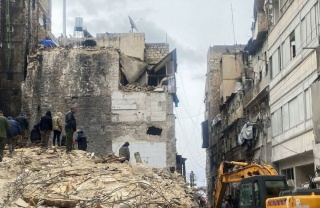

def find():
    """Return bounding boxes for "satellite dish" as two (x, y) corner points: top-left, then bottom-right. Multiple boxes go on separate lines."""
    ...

(39, 17), (44, 26)
(128, 16), (139, 32)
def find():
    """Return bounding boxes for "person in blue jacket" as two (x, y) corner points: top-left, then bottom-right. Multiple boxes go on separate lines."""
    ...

(7, 116), (21, 156)
(76, 130), (87, 151)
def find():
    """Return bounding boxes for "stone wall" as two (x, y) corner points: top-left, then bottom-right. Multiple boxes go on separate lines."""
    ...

(0, 0), (51, 117)
(145, 43), (169, 64)
(22, 47), (177, 167)
(22, 48), (118, 155)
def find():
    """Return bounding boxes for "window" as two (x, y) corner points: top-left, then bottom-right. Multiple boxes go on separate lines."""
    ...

(265, 180), (287, 198)
(240, 183), (252, 206)
(273, 0), (280, 23)
(306, 12), (311, 44)
(290, 31), (296, 59)
(305, 88), (312, 119)
(311, 6), (317, 40)
(282, 38), (290, 66)
(272, 108), (282, 136)
(271, 48), (281, 78)
(282, 168), (294, 180)
(294, 24), (301, 54)
(288, 94), (304, 128)
(282, 103), (289, 131)
(301, 18), (307, 47)
(297, 93), (305, 123)
(254, 181), (261, 206)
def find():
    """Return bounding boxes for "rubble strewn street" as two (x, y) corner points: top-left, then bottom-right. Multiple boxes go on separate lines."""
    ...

(0, 147), (199, 208)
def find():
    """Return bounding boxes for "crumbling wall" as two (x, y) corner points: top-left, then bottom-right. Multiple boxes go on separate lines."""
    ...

(22, 48), (118, 155)
(111, 91), (176, 167)
(22, 47), (177, 167)
(145, 43), (169, 64)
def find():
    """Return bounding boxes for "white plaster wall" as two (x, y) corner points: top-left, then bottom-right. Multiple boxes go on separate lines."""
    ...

(112, 141), (167, 168)
(272, 130), (314, 162)
(111, 91), (167, 122)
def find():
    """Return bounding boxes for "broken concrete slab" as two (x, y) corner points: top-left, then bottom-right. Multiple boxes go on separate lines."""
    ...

(120, 54), (148, 83)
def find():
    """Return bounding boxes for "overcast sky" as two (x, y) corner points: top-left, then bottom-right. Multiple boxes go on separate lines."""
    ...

(52, 0), (253, 187)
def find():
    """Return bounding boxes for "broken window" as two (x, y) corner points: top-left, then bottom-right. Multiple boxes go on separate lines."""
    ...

(147, 126), (162, 136)
(290, 31), (296, 59)
(148, 66), (166, 86)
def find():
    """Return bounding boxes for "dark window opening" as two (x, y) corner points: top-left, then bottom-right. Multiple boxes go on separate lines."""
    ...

(290, 31), (296, 58)
(282, 168), (294, 180)
(259, 71), (262, 81)
(119, 69), (128, 86)
(148, 66), (166, 87)
(147, 126), (162, 135)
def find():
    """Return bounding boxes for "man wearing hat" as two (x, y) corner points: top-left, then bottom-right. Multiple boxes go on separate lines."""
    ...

(0, 110), (10, 162)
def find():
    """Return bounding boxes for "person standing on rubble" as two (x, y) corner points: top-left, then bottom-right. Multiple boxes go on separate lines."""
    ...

(39, 111), (53, 149)
(119, 142), (130, 162)
(15, 112), (29, 147)
(65, 106), (77, 154)
(7, 116), (21, 156)
(76, 129), (87, 151)
(0, 110), (10, 162)
(52, 112), (63, 146)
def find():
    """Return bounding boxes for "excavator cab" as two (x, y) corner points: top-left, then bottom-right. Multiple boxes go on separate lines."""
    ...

(239, 175), (288, 208)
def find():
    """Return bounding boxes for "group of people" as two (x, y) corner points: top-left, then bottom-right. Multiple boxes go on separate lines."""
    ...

(0, 106), (88, 162)
(0, 110), (30, 161)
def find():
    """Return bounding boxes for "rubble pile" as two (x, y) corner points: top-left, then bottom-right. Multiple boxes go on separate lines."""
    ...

(0, 147), (198, 208)
(122, 83), (157, 92)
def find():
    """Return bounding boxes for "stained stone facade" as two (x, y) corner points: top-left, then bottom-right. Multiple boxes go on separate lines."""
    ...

(22, 33), (178, 168)
(0, 0), (51, 117)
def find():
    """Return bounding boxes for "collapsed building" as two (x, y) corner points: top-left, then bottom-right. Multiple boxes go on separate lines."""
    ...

(22, 33), (179, 169)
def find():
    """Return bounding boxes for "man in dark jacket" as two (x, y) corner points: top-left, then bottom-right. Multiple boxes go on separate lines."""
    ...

(7, 116), (21, 156)
(0, 110), (10, 162)
(65, 106), (77, 153)
(15, 112), (29, 147)
(39, 111), (53, 148)
(119, 142), (130, 162)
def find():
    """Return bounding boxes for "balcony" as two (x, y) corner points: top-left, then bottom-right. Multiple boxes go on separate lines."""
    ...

(242, 72), (270, 109)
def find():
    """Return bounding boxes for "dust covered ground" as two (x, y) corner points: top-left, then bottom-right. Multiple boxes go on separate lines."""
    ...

(0, 147), (199, 208)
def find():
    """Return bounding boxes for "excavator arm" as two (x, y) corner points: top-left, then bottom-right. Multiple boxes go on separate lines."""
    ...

(213, 161), (278, 208)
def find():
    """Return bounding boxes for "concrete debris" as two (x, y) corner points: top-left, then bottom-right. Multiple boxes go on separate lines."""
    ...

(122, 83), (156, 92)
(0, 147), (198, 207)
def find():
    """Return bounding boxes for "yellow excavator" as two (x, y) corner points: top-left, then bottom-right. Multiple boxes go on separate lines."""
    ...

(213, 161), (320, 208)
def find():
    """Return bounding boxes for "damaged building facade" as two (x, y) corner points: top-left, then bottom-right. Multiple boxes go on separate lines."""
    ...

(22, 33), (178, 168)
(204, 0), (320, 205)
(0, 0), (52, 116)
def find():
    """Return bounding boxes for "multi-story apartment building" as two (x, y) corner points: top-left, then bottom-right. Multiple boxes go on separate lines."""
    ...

(0, 0), (51, 116)
(268, 0), (319, 187)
